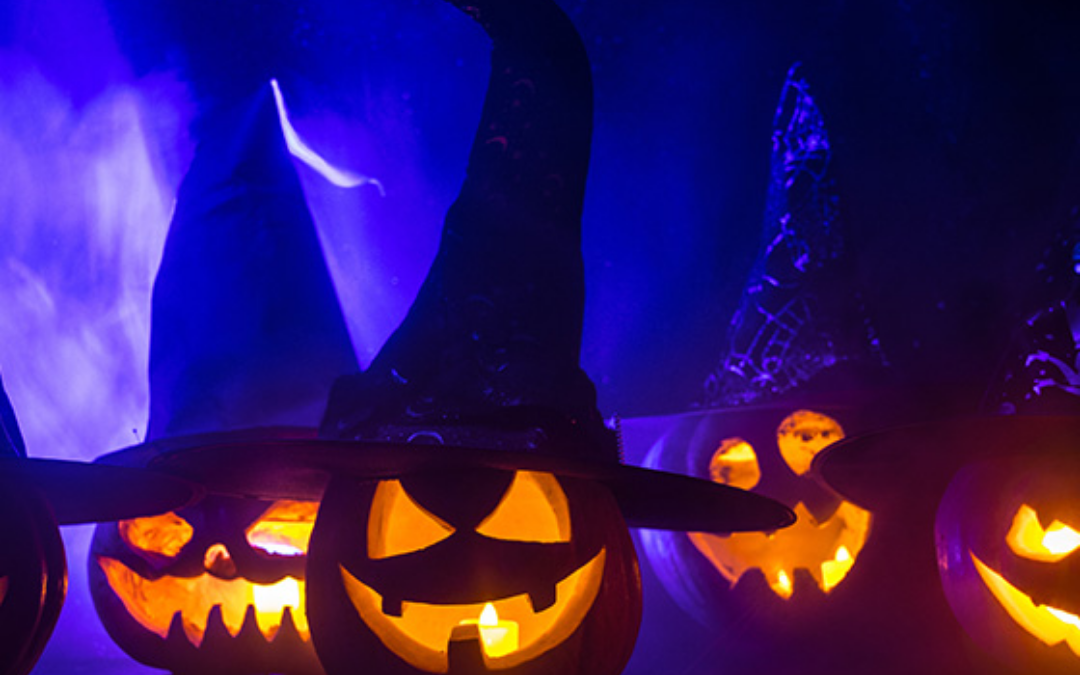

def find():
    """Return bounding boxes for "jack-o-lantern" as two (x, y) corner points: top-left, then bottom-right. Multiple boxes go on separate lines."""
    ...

(0, 476), (65, 675)
(640, 406), (871, 622)
(90, 492), (323, 674)
(937, 452), (1080, 674)
(307, 468), (641, 675)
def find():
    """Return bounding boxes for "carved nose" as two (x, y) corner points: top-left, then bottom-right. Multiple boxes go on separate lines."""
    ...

(204, 543), (238, 579)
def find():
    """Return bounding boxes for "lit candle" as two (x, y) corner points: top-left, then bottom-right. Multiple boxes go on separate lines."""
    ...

(460, 603), (519, 658)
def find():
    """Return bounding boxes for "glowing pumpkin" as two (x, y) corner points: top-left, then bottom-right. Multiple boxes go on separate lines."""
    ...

(89, 493), (323, 675)
(936, 453), (1080, 674)
(0, 476), (66, 675)
(307, 467), (641, 675)
(641, 407), (871, 618)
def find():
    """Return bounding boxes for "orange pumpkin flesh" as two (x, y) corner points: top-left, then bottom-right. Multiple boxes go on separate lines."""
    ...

(90, 495), (323, 674)
(308, 468), (641, 675)
(936, 454), (1080, 674)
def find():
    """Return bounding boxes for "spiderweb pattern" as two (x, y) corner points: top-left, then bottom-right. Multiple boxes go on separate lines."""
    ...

(987, 209), (1080, 415)
(703, 65), (869, 407)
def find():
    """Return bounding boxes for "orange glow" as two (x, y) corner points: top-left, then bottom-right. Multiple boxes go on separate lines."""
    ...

(972, 552), (1080, 658)
(1006, 504), (1080, 562)
(476, 471), (572, 543)
(820, 545), (854, 592)
(776, 410), (845, 476)
(708, 438), (761, 491)
(120, 512), (193, 558)
(458, 603), (520, 659)
(690, 501), (871, 599)
(341, 549), (607, 673)
(245, 500), (319, 557)
(97, 557), (309, 644)
(368, 480), (455, 560)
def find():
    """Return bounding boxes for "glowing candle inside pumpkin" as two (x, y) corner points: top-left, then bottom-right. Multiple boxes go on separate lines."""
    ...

(459, 603), (519, 658)
(821, 545), (854, 592)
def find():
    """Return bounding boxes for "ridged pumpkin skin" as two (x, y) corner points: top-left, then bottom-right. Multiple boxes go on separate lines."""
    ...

(936, 454), (1080, 675)
(307, 469), (641, 675)
(0, 476), (66, 675)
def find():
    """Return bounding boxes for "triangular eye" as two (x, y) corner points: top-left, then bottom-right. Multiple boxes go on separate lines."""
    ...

(120, 512), (193, 559)
(1007, 504), (1080, 562)
(368, 480), (455, 559)
(476, 471), (571, 543)
(245, 500), (319, 557)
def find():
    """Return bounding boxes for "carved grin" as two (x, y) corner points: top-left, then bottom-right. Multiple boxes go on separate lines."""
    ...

(341, 549), (607, 673)
(690, 501), (871, 598)
(972, 552), (1080, 658)
(97, 557), (309, 646)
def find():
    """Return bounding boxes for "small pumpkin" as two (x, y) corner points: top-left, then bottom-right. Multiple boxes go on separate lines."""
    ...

(936, 453), (1080, 674)
(89, 493), (322, 674)
(641, 406), (871, 621)
(307, 467), (641, 675)
(0, 475), (66, 675)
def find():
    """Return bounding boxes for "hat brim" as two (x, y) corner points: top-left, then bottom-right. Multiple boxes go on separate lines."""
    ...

(812, 415), (1080, 511)
(147, 437), (795, 534)
(0, 457), (200, 525)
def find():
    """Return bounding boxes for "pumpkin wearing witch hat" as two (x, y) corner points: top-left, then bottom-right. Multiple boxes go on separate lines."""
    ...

(620, 64), (984, 675)
(816, 211), (1080, 674)
(151, 0), (792, 673)
(87, 82), (359, 675)
(0, 374), (195, 675)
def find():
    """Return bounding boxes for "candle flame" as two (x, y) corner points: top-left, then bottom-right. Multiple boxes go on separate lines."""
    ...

(479, 603), (499, 627)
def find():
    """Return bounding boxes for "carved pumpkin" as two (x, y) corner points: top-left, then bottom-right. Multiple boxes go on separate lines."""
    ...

(936, 452), (1080, 674)
(89, 492), (323, 674)
(641, 406), (871, 620)
(0, 476), (65, 675)
(307, 467), (641, 675)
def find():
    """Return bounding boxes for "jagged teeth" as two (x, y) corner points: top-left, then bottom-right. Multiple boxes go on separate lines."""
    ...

(156, 604), (309, 648)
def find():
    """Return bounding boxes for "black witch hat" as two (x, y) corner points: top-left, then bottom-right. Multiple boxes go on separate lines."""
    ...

(816, 202), (1080, 509)
(154, 0), (790, 534)
(95, 81), (359, 467)
(0, 373), (194, 524)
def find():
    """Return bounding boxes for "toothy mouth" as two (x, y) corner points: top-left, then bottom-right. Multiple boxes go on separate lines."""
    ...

(972, 551), (1080, 658)
(689, 500), (871, 599)
(341, 548), (606, 673)
(97, 557), (309, 646)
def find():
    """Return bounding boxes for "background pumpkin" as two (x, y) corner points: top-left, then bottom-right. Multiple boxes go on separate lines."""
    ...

(640, 405), (869, 614)
(89, 459), (322, 675)
(308, 468), (641, 675)
(0, 476), (65, 675)
(937, 452), (1080, 675)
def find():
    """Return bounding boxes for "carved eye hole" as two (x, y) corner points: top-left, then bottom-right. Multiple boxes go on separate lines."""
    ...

(476, 471), (572, 543)
(120, 512), (193, 560)
(369, 480), (455, 560)
(708, 438), (761, 491)
(245, 500), (319, 557)
(1006, 504), (1080, 562)
(776, 410), (845, 476)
